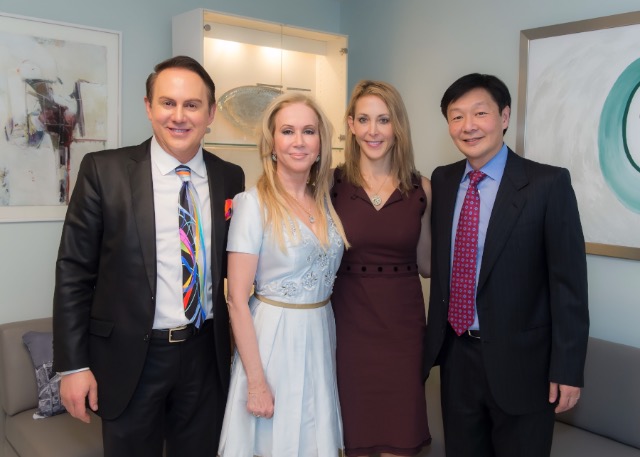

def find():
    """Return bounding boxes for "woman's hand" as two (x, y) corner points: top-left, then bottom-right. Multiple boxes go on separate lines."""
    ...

(226, 251), (274, 419)
(247, 383), (274, 419)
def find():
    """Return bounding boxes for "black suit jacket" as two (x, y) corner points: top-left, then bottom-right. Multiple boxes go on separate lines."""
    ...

(53, 138), (244, 420)
(424, 149), (589, 415)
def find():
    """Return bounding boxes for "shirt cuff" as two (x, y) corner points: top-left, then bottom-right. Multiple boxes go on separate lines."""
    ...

(58, 367), (90, 376)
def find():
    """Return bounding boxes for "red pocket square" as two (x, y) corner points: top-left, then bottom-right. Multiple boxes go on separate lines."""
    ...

(225, 199), (233, 221)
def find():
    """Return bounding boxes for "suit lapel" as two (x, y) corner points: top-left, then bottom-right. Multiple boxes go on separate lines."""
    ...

(204, 151), (224, 301)
(477, 150), (528, 291)
(436, 161), (466, 300)
(128, 140), (156, 293)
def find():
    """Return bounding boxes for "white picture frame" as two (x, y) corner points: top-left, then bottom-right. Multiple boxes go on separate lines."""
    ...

(0, 12), (121, 222)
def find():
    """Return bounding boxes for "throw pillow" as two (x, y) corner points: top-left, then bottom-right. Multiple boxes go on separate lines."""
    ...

(22, 331), (66, 419)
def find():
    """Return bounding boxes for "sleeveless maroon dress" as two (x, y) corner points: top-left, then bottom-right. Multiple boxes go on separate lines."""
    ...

(331, 170), (431, 456)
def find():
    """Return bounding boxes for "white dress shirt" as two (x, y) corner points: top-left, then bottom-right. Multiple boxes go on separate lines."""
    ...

(150, 136), (213, 329)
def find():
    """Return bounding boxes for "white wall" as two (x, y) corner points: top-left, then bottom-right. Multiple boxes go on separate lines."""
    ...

(0, 0), (341, 322)
(340, 0), (640, 348)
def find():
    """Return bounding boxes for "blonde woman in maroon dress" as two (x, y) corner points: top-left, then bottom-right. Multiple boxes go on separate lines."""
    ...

(331, 80), (432, 456)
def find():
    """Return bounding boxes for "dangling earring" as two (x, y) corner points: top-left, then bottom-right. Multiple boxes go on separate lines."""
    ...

(315, 155), (320, 163)
(271, 153), (277, 162)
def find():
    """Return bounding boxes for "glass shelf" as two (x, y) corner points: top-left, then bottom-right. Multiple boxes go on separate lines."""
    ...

(205, 142), (344, 152)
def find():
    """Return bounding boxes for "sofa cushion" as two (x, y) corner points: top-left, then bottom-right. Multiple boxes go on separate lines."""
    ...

(0, 318), (51, 416)
(5, 409), (102, 457)
(552, 421), (640, 457)
(22, 331), (66, 418)
(556, 337), (640, 449)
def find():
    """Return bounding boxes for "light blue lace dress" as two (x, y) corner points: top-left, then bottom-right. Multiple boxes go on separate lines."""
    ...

(217, 187), (345, 457)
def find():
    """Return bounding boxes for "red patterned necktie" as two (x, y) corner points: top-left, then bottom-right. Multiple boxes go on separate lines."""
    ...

(448, 170), (487, 335)
(176, 165), (206, 328)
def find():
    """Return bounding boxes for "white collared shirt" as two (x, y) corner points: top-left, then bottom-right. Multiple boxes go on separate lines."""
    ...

(150, 137), (213, 329)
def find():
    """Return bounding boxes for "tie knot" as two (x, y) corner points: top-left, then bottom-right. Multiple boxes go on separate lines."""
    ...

(176, 165), (191, 182)
(468, 170), (486, 188)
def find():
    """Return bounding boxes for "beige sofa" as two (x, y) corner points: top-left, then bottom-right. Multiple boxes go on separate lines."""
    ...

(422, 337), (640, 456)
(0, 318), (102, 457)
(552, 337), (640, 456)
(2, 317), (639, 457)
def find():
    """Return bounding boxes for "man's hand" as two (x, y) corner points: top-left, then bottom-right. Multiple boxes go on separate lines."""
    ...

(60, 370), (98, 423)
(549, 382), (581, 413)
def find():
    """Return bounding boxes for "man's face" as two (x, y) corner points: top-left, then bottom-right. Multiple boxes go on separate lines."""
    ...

(446, 87), (509, 169)
(144, 68), (215, 163)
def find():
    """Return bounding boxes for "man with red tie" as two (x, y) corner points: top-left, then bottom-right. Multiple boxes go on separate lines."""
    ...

(424, 73), (589, 457)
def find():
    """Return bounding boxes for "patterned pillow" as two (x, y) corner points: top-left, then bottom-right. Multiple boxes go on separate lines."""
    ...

(22, 331), (66, 419)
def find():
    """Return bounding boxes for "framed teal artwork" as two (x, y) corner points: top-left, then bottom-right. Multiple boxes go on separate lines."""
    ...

(517, 11), (640, 261)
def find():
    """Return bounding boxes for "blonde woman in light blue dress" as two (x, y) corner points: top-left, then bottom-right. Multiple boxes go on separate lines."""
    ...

(217, 92), (349, 457)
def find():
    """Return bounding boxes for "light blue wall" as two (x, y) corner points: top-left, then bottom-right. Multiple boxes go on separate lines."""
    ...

(1, 0), (341, 146)
(340, 0), (640, 348)
(1, 0), (639, 349)
(0, 0), (341, 322)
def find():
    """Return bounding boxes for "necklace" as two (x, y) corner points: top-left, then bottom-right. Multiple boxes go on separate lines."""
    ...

(367, 174), (390, 206)
(289, 193), (315, 224)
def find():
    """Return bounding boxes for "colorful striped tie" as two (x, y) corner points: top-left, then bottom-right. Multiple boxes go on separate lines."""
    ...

(176, 165), (206, 328)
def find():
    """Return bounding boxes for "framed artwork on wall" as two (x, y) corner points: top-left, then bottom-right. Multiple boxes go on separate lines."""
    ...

(0, 12), (120, 222)
(517, 11), (640, 261)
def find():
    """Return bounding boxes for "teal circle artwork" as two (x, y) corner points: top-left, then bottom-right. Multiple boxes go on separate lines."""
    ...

(598, 57), (640, 213)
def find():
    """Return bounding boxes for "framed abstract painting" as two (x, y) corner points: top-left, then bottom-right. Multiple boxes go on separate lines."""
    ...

(0, 12), (120, 222)
(517, 11), (640, 260)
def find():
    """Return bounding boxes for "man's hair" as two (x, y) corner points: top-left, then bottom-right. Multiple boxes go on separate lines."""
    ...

(145, 55), (216, 108)
(440, 73), (511, 133)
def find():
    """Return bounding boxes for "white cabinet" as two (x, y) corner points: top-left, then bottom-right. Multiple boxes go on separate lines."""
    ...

(173, 9), (348, 186)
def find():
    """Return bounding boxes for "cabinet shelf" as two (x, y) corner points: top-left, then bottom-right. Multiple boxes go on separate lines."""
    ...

(173, 9), (348, 186)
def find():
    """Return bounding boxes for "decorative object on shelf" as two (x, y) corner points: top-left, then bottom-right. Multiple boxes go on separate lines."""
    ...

(217, 85), (282, 134)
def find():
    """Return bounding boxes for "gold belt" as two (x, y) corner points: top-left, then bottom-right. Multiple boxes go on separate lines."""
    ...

(253, 293), (330, 309)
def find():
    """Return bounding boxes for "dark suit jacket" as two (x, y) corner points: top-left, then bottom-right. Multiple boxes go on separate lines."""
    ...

(424, 149), (589, 415)
(53, 138), (244, 422)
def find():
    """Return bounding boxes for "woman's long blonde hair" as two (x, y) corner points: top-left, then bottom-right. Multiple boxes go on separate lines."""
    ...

(341, 80), (418, 194)
(256, 92), (349, 251)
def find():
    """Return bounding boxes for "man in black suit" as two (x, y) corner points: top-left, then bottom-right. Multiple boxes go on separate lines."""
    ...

(424, 73), (589, 457)
(53, 55), (244, 457)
